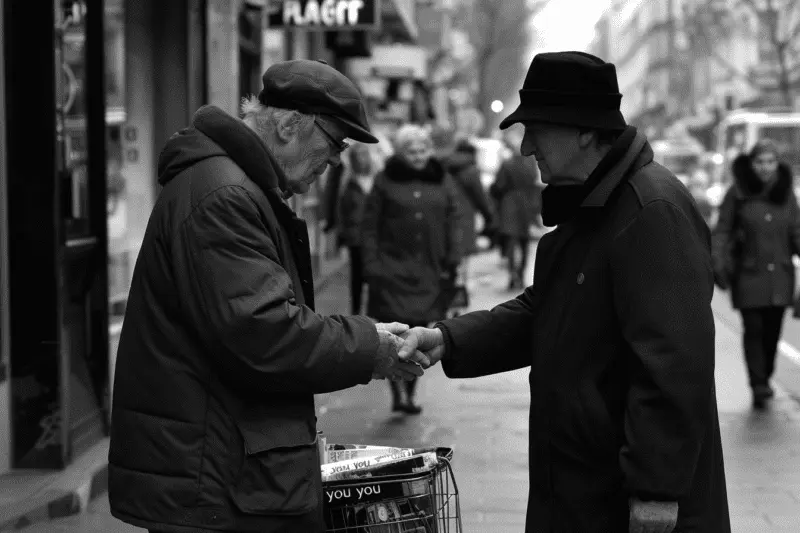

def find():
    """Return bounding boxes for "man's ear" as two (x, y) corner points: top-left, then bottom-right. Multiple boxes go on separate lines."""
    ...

(275, 111), (302, 144)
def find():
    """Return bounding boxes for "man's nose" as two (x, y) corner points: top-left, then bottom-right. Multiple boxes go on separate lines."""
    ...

(521, 133), (536, 157)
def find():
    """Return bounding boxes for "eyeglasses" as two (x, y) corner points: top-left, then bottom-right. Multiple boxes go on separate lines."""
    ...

(314, 118), (349, 154)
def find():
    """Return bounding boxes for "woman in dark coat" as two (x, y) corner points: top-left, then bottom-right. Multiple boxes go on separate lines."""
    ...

(362, 124), (462, 414)
(491, 141), (543, 290)
(443, 140), (495, 256)
(712, 139), (800, 409)
(338, 143), (378, 314)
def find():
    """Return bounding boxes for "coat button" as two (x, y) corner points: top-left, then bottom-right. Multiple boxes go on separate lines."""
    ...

(414, 191), (421, 199)
(415, 212), (423, 220)
(765, 213), (773, 222)
(577, 272), (585, 284)
(767, 263), (775, 272)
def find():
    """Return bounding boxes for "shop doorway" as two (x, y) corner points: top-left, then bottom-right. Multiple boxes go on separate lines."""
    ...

(5, 0), (109, 469)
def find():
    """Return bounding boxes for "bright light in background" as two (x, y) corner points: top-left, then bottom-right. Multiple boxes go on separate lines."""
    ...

(491, 100), (504, 113)
(531, 0), (614, 53)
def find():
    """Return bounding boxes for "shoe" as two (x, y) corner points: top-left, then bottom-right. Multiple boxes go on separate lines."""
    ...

(392, 402), (404, 413)
(766, 384), (775, 398)
(752, 385), (771, 409)
(401, 402), (423, 415)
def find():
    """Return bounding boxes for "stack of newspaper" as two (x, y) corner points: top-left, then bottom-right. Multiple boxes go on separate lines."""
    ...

(321, 444), (439, 482)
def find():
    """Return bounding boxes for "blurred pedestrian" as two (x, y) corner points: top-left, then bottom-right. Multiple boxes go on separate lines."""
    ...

(491, 129), (543, 290)
(400, 51), (730, 533)
(108, 59), (426, 533)
(712, 139), (800, 409)
(338, 142), (379, 314)
(362, 124), (463, 414)
(443, 139), (496, 257)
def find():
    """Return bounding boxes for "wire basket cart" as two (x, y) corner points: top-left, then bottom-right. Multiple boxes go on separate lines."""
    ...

(323, 447), (462, 533)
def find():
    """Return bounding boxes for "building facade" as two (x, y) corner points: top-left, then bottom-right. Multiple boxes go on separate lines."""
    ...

(0, 0), (420, 474)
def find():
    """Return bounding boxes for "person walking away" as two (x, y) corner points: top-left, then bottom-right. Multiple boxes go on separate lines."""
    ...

(362, 124), (463, 414)
(399, 51), (730, 533)
(338, 142), (378, 314)
(712, 139), (800, 409)
(491, 129), (543, 290)
(444, 139), (496, 259)
(108, 59), (426, 533)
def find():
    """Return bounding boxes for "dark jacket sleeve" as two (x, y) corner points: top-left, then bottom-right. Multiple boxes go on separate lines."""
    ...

(789, 192), (800, 257)
(462, 167), (494, 223)
(490, 162), (510, 200)
(172, 185), (378, 396)
(711, 186), (737, 286)
(361, 175), (384, 279)
(610, 199), (716, 501)
(444, 175), (465, 267)
(323, 164), (344, 229)
(438, 285), (536, 378)
(337, 180), (359, 247)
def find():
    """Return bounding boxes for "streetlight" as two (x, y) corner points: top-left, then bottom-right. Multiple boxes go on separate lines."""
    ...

(491, 100), (504, 113)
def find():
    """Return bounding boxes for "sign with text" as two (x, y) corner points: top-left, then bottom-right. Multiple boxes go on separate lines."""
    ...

(268, 0), (380, 30)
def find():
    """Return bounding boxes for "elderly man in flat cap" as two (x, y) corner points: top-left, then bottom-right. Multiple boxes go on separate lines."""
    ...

(400, 51), (730, 533)
(108, 59), (428, 533)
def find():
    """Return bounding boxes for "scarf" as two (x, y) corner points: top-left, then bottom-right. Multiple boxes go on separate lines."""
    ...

(540, 126), (637, 227)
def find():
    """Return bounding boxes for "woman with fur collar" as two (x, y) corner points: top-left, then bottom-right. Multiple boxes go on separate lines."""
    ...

(712, 139), (800, 409)
(361, 124), (463, 414)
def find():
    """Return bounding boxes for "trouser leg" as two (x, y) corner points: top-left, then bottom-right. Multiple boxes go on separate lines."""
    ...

(348, 246), (364, 315)
(762, 306), (786, 383)
(741, 308), (769, 388)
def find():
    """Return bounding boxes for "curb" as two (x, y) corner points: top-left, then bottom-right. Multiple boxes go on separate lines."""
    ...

(0, 463), (109, 532)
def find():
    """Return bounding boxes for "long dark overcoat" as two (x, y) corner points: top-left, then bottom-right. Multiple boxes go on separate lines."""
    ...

(712, 154), (800, 309)
(491, 154), (543, 238)
(444, 151), (495, 255)
(438, 131), (730, 533)
(108, 106), (378, 533)
(362, 155), (462, 324)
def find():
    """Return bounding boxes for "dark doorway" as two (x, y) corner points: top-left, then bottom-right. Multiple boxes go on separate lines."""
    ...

(5, 0), (109, 469)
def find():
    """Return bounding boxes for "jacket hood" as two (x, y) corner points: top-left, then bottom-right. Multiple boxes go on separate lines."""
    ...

(732, 153), (793, 204)
(383, 154), (446, 183)
(443, 151), (476, 174)
(157, 105), (288, 196)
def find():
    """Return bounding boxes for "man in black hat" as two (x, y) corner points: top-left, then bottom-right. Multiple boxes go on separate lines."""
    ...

(108, 59), (429, 533)
(399, 52), (730, 533)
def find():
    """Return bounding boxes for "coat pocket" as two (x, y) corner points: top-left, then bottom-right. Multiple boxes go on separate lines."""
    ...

(229, 416), (320, 516)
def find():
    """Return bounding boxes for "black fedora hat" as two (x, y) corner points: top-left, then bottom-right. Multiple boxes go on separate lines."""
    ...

(499, 51), (626, 131)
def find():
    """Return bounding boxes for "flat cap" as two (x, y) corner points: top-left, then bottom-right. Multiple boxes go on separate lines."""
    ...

(258, 59), (378, 144)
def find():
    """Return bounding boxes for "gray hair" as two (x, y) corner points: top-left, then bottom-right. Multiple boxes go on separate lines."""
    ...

(240, 95), (315, 138)
(393, 124), (433, 152)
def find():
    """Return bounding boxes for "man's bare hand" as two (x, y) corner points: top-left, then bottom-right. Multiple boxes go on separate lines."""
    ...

(629, 498), (678, 533)
(372, 327), (424, 381)
(398, 327), (446, 369)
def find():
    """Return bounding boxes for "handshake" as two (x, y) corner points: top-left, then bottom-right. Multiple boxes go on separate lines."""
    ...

(372, 322), (446, 381)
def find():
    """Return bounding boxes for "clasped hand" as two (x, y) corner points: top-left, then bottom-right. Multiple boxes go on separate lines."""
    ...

(372, 323), (447, 381)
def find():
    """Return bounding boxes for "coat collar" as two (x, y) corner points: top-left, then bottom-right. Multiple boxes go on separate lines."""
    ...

(582, 130), (650, 208)
(192, 105), (289, 196)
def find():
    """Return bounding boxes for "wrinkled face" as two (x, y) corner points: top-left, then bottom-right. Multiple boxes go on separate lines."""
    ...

(752, 151), (779, 184)
(400, 139), (433, 171)
(521, 122), (585, 186)
(285, 117), (348, 195)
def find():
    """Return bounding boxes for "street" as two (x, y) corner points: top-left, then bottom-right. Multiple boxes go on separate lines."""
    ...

(23, 245), (800, 533)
